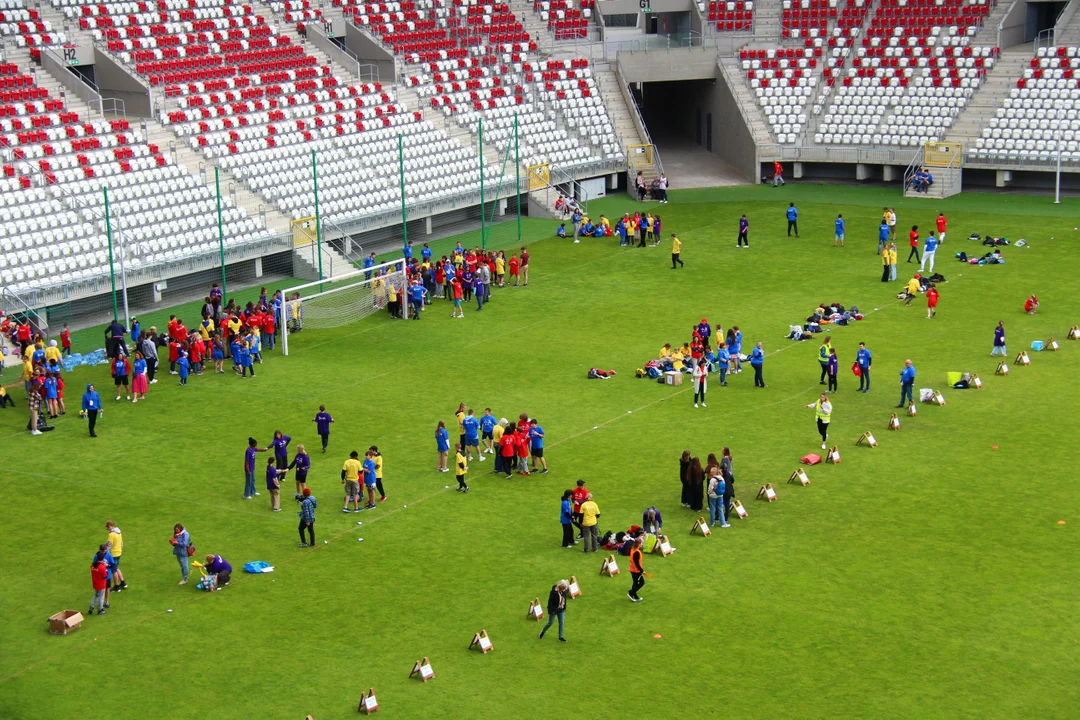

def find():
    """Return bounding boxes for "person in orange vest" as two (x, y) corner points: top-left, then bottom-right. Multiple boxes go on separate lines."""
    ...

(773, 161), (785, 187)
(628, 537), (646, 602)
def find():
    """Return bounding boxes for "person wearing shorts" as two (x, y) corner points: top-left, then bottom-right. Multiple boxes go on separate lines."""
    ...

(480, 408), (497, 455)
(341, 451), (363, 513)
(362, 450), (378, 509)
(112, 355), (131, 401)
(529, 419), (548, 474)
(461, 408), (481, 462)
(450, 278), (464, 319)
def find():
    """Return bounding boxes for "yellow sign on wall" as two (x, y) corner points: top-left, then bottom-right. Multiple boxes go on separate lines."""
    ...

(291, 216), (317, 246)
(924, 142), (962, 167)
(628, 144), (654, 167)
(527, 163), (550, 190)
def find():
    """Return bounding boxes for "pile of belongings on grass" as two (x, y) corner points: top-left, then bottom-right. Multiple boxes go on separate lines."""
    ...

(956, 249), (1005, 265)
(786, 302), (864, 341)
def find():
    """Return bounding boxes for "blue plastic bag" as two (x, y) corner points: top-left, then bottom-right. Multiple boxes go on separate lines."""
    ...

(243, 561), (273, 573)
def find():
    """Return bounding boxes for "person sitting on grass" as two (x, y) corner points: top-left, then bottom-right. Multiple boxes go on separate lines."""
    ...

(556, 223), (567, 238)
(1024, 294), (1039, 314)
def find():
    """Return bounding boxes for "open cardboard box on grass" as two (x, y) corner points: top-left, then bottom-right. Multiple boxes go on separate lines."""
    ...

(48, 610), (84, 635)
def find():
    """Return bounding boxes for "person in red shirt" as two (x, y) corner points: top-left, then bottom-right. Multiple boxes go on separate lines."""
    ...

(935, 212), (947, 244)
(60, 323), (72, 356)
(515, 426), (530, 475)
(907, 225), (920, 264)
(520, 247), (530, 286)
(450, 278), (464, 319)
(56, 373), (66, 415)
(90, 555), (109, 615)
(571, 480), (589, 540)
(926, 284), (939, 319)
(174, 320), (188, 343)
(167, 315), (179, 339)
(499, 422), (518, 479)
(190, 336), (205, 374)
(168, 338), (182, 374)
(1024, 294), (1039, 314)
(263, 311), (276, 352)
(16, 320), (32, 352)
(508, 254), (520, 286)
(773, 160), (785, 187)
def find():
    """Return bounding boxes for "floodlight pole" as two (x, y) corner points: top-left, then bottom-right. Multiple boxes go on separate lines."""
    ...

(104, 186), (118, 322)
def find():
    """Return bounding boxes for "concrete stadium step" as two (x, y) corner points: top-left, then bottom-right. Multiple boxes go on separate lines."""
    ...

(593, 65), (647, 154)
(508, 0), (556, 56)
(1056, 1), (1080, 45)
(945, 48), (1031, 145)
(717, 56), (776, 146)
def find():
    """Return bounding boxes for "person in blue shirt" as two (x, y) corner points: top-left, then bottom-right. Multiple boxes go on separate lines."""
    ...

(556, 223), (567, 238)
(571, 209), (582, 242)
(361, 450), (378, 509)
(238, 342), (254, 378)
(593, 225), (605, 238)
(616, 218), (628, 246)
(897, 359), (916, 408)
(312, 405), (334, 452)
(560, 490), (575, 548)
(715, 342), (731, 386)
(421, 243), (432, 261)
(878, 221), (890, 254)
(435, 419), (451, 473)
(750, 341), (766, 388)
(403, 241), (414, 261)
(408, 282), (426, 320)
(786, 203), (799, 237)
(230, 339), (242, 373)
(638, 215), (650, 248)
(81, 383), (103, 437)
(920, 231), (939, 273)
(130, 317), (141, 343)
(856, 342), (872, 393)
(480, 408), (497, 455)
(176, 350), (190, 386)
(738, 214), (749, 247)
(363, 252), (376, 280)
(834, 214), (845, 247)
(529, 420), (548, 474)
(461, 409), (481, 462)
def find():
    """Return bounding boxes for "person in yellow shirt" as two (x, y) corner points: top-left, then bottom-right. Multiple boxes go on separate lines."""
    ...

(199, 317), (214, 341)
(341, 451), (363, 512)
(105, 521), (127, 592)
(492, 419), (507, 473)
(599, 215), (610, 229)
(670, 350), (685, 372)
(671, 234), (684, 269)
(387, 280), (399, 319)
(455, 443), (470, 492)
(44, 340), (62, 364)
(659, 343), (672, 359)
(881, 243), (891, 283)
(368, 445), (386, 502)
(495, 254), (506, 286)
(579, 493), (600, 552)
(455, 402), (467, 448)
(888, 243), (898, 281)
(904, 275), (922, 305)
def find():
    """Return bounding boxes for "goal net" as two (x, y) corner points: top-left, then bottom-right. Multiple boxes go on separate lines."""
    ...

(280, 259), (407, 356)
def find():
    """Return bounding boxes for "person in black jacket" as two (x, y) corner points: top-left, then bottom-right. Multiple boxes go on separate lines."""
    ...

(538, 580), (569, 642)
(679, 450), (692, 508)
(720, 447), (735, 522)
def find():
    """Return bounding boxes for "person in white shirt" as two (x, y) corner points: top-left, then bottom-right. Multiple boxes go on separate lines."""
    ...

(692, 359), (709, 408)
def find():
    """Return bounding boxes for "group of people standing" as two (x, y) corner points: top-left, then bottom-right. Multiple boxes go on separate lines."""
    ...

(679, 448), (736, 528)
(435, 407), (548, 492)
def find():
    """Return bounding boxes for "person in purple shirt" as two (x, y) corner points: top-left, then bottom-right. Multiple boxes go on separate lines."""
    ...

(244, 437), (267, 499)
(265, 455), (289, 512)
(203, 554), (232, 587)
(737, 214), (749, 247)
(827, 348), (839, 393)
(288, 444), (311, 494)
(460, 268), (474, 303)
(312, 405), (334, 452)
(268, 430), (291, 470)
(473, 273), (485, 312)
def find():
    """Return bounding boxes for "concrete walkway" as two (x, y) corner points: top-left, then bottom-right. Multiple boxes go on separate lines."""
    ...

(654, 136), (750, 188)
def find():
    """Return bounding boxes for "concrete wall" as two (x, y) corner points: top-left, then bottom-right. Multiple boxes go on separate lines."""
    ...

(638, 71), (756, 182)
(344, 21), (397, 83)
(618, 47), (719, 82)
(93, 48), (151, 117)
(597, 0), (692, 14)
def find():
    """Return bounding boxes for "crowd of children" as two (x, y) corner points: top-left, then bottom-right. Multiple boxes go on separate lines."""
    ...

(436, 406), (548, 491)
(554, 197), (665, 249)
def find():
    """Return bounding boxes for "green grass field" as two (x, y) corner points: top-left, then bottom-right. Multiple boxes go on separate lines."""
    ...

(2, 185), (1079, 719)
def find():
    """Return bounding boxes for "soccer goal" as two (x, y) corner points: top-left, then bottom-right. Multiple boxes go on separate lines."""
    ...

(280, 258), (408, 356)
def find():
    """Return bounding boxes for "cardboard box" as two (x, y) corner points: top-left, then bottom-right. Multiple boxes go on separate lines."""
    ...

(664, 371), (683, 386)
(48, 610), (84, 635)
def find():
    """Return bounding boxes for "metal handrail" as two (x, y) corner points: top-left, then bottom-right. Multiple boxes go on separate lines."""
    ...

(613, 59), (663, 177)
(0, 286), (50, 338)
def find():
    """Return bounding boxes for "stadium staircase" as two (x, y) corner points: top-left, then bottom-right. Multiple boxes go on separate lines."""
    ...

(751, 0), (783, 39)
(717, 55), (778, 147)
(1056, 4), (1080, 44)
(943, 47), (1032, 150)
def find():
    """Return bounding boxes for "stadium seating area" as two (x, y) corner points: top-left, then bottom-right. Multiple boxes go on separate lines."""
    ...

(738, 0), (998, 145)
(533, 0), (593, 41)
(703, 1), (754, 33)
(0, 57), (266, 295)
(971, 46), (1080, 163)
(0, 0), (68, 56)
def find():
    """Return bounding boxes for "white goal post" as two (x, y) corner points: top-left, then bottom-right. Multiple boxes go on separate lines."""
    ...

(280, 258), (408, 356)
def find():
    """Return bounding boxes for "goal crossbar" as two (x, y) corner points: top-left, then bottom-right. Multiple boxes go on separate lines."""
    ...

(280, 258), (407, 356)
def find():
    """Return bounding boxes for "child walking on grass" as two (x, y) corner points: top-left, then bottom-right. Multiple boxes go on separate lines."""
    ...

(313, 405), (334, 452)
(455, 443), (470, 492)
